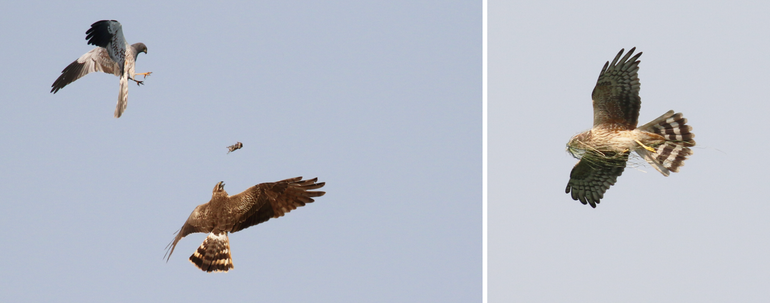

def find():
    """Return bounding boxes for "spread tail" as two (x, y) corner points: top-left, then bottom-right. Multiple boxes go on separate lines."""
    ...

(189, 232), (234, 273)
(638, 110), (696, 176)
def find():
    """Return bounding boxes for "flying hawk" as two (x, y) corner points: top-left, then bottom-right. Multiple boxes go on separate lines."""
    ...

(565, 48), (696, 208)
(165, 177), (326, 272)
(51, 20), (151, 118)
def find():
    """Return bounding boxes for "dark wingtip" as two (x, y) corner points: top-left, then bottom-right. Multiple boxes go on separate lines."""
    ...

(85, 20), (115, 47)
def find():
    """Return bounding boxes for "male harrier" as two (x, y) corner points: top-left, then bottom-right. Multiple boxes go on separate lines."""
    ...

(51, 20), (151, 118)
(165, 177), (326, 272)
(565, 48), (696, 208)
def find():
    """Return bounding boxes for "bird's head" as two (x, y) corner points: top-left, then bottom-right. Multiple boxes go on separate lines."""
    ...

(212, 181), (228, 197)
(132, 42), (148, 55)
(566, 132), (589, 159)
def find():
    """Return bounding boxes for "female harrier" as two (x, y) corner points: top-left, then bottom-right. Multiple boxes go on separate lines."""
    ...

(51, 20), (151, 118)
(565, 48), (696, 208)
(165, 177), (326, 272)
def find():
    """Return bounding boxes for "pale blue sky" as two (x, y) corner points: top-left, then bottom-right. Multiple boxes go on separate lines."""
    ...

(0, 1), (481, 302)
(490, 0), (770, 302)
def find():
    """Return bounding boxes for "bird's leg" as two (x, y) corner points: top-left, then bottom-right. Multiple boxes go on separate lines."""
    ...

(129, 72), (152, 86)
(635, 139), (657, 152)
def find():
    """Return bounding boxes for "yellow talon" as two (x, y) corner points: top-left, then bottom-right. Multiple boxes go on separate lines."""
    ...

(635, 139), (656, 152)
(136, 72), (153, 79)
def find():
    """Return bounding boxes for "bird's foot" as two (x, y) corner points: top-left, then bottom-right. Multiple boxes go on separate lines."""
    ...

(635, 139), (657, 152)
(136, 72), (152, 79)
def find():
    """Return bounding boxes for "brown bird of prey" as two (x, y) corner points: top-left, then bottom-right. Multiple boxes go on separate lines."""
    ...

(565, 48), (696, 208)
(51, 20), (151, 118)
(226, 142), (243, 154)
(165, 177), (326, 272)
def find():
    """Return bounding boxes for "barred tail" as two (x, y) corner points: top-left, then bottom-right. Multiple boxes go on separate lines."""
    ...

(638, 110), (696, 176)
(189, 232), (234, 273)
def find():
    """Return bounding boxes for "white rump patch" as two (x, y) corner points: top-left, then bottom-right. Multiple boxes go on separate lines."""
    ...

(208, 233), (228, 241)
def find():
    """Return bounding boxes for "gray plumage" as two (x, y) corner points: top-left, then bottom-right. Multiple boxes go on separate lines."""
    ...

(165, 177), (326, 272)
(51, 20), (151, 118)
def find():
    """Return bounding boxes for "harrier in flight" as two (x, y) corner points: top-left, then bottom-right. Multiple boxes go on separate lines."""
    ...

(565, 48), (696, 208)
(165, 177), (326, 272)
(51, 20), (151, 118)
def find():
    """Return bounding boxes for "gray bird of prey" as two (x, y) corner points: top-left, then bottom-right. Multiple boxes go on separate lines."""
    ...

(565, 48), (696, 208)
(165, 177), (326, 272)
(51, 20), (151, 118)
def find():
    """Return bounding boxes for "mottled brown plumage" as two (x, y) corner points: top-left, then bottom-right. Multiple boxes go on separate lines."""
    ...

(165, 177), (326, 272)
(226, 142), (243, 154)
(565, 48), (696, 208)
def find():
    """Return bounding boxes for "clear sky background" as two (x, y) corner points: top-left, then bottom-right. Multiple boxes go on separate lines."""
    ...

(490, 0), (770, 302)
(0, 1), (481, 302)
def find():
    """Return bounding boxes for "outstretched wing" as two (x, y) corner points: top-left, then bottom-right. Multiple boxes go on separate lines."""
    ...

(591, 47), (643, 130)
(228, 177), (326, 233)
(565, 151), (628, 208)
(86, 20), (127, 72)
(50, 48), (121, 93)
(165, 204), (214, 261)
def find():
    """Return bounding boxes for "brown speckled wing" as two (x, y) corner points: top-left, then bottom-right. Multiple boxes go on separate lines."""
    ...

(228, 177), (326, 233)
(165, 203), (214, 261)
(591, 48), (643, 130)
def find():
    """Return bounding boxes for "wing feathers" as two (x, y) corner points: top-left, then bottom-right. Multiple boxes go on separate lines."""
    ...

(166, 177), (325, 270)
(52, 20), (146, 118)
(565, 152), (628, 208)
(591, 47), (643, 129)
(229, 177), (326, 233)
(86, 20), (118, 47)
(86, 20), (127, 68)
(50, 48), (120, 93)
(164, 204), (212, 262)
